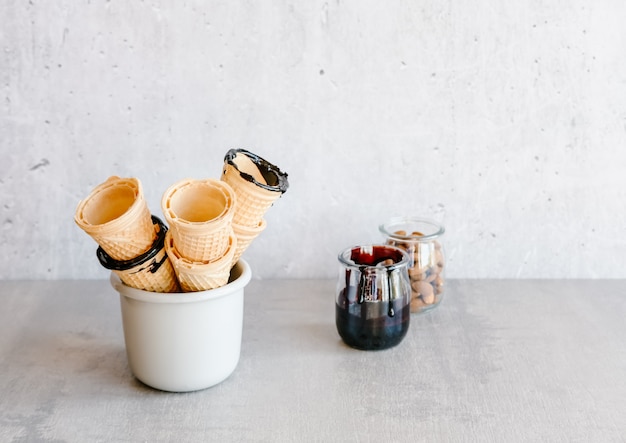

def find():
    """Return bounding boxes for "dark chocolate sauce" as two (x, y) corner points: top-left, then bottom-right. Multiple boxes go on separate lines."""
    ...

(224, 148), (289, 193)
(336, 245), (411, 350)
(131, 251), (168, 274)
(357, 267), (367, 304)
(97, 215), (167, 272)
(335, 297), (410, 350)
(349, 246), (404, 267)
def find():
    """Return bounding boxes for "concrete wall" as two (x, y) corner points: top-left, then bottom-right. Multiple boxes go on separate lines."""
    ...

(2, 1), (625, 280)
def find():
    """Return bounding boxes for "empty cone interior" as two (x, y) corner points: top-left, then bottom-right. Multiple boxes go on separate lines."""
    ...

(81, 181), (135, 224)
(162, 178), (234, 226)
(161, 179), (235, 262)
(230, 152), (268, 185)
(75, 176), (156, 260)
(223, 148), (289, 193)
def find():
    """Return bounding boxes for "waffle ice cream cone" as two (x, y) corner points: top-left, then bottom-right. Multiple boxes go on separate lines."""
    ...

(231, 219), (267, 266)
(221, 149), (288, 228)
(75, 176), (157, 261)
(97, 216), (180, 293)
(161, 178), (236, 263)
(164, 230), (236, 292)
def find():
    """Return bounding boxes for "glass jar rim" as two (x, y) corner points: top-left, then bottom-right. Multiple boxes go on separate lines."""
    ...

(337, 244), (410, 270)
(379, 216), (445, 241)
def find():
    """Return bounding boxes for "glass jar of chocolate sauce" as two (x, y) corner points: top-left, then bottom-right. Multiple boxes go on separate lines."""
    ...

(335, 245), (412, 350)
(380, 217), (446, 314)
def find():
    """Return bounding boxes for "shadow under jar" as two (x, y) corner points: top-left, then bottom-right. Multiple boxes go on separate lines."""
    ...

(336, 245), (412, 351)
(379, 217), (445, 314)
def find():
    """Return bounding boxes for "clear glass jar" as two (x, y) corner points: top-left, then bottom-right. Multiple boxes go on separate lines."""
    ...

(379, 217), (445, 314)
(335, 244), (412, 350)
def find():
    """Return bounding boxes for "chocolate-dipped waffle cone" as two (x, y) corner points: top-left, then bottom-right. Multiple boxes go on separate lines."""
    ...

(221, 149), (288, 228)
(97, 216), (180, 293)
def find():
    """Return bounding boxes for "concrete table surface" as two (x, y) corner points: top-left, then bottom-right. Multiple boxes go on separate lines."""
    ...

(1, 279), (625, 442)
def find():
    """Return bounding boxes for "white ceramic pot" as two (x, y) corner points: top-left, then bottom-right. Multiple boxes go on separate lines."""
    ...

(110, 259), (251, 392)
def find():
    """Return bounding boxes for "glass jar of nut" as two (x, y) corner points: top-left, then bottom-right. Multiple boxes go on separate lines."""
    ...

(379, 217), (445, 314)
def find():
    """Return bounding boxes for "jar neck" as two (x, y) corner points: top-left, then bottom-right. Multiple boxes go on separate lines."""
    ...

(379, 217), (445, 242)
(338, 245), (409, 270)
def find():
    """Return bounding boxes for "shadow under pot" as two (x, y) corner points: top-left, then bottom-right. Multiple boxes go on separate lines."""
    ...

(335, 245), (412, 351)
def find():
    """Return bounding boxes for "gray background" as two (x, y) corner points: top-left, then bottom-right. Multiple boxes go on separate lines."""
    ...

(2, 0), (625, 280)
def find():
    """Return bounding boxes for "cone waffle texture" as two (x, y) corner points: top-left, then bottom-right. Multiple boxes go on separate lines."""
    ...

(164, 231), (237, 292)
(161, 178), (236, 262)
(113, 243), (180, 293)
(221, 163), (281, 228)
(75, 176), (157, 260)
(97, 216), (180, 293)
(231, 219), (267, 266)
